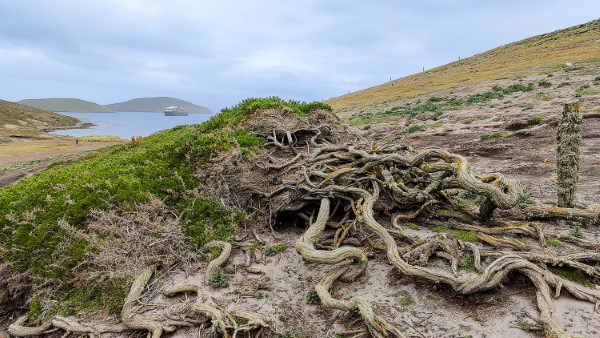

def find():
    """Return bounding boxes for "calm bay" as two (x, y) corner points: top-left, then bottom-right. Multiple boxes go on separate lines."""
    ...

(51, 111), (214, 139)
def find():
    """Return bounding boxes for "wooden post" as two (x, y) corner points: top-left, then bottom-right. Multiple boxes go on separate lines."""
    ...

(556, 102), (582, 207)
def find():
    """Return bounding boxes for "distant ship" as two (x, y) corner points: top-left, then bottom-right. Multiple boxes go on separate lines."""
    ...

(164, 105), (189, 116)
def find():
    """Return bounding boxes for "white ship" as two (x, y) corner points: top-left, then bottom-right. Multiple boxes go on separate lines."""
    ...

(164, 105), (188, 116)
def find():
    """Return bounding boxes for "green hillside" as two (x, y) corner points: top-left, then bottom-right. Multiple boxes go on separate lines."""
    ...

(327, 18), (600, 112)
(0, 97), (328, 318)
(105, 97), (212, 113)
(0, 99), (79, 138)
(19, 98), (113, 113)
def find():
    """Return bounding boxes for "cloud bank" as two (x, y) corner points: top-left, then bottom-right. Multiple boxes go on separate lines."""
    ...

(1, 0), (598, 111)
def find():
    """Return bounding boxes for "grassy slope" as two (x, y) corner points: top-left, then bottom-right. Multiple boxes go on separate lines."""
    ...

(0, 99), (79, 137)
(19, 98), (113, 113)
(327, 19), (600, 112)
(0, 97), (330, 317)
(105, 97), (213, 114)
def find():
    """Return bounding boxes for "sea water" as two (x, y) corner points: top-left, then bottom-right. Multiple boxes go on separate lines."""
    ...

(51, 112), (213, 139)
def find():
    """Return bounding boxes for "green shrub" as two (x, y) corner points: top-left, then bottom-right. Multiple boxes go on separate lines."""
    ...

(503, 83), (534, 94)
(466, 90), (504, 104)
(400, 124), (425, 135)
(557, 82), (571, 88)
(538, 80), (552, 88)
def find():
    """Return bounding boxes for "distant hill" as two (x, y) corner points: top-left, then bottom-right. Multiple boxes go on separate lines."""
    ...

(105, 97), (212, 114)
(19, 98), (112, 113)
(327, 19), (600, 112)
(0, 99), (79, 138)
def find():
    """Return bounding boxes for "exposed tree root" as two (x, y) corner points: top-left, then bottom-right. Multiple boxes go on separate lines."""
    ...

(203, 240), (232, 286)
(7, 108), (600, 337)
(243, 110), (599, 337)
(121, 264), (164, 338)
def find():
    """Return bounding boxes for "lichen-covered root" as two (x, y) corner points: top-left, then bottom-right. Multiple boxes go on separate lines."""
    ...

(204, 240), (232, 286)
(121, 264), (164, 338)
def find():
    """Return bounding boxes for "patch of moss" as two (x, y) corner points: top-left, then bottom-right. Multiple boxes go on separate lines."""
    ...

(395, 290), (416, 307)
(405, 222), (420, 230)
(459, 256), (482, 275)
(549, 266), (592, 287)
(449, 230), (480, 243)
(265, 244), (287, 256)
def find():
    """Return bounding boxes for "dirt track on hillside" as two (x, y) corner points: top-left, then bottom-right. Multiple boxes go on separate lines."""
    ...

(0, 137), (122, 188)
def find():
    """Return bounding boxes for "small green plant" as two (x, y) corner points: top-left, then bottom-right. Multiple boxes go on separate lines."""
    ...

(400, 124), (425, 135)
(466, 90), (504, 104)
(395, 290), (416, 307)
(538, 80), (552, 88)
(431, 111), (444, 120)
(458, 323), (472, 332)
(503, 82), (534, 94)
(530, 115), (543, 125)
(557, 82), (571, 88)
(432, 222), (452, 233)
(517, 189), (533, 209)
(460, 256), (481, 274)
(480, 132), (501, 140)
(254, 290), (265, 299)
(594, 76), (600, 82)
(281, 329), (296, 338)
(264, 244), (287, 256)
(535, 92), (552, 101)
(463, 119), (473, 124)
(516, 320), (539, 332)
(569, 225), (585, 239)
(550, 266), (592, 286)
(210, 268), (230, 289)
(405, 222), (420, 230)
(278, 314), (288, 322)
(306, 290), (320, 304)
(522, 104), (534, 111)
(545, 238), (565, 249)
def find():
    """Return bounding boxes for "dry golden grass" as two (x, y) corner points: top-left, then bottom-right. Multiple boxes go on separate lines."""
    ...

(327, 19), (600, 112)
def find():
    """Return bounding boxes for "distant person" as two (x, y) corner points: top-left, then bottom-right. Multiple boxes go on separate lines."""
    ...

(131, 136), (136, 142)
(75, 139), (79, 145)
(137, 136), (142, 141)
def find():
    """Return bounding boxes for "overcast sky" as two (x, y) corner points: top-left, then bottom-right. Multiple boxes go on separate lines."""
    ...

(1, 1), (598, 112)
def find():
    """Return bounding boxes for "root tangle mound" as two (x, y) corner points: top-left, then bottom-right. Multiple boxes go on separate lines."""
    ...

(8, 108), (600, 337)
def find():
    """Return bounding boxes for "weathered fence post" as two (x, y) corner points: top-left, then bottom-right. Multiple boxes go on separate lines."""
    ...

(556, 102), (582, 207)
